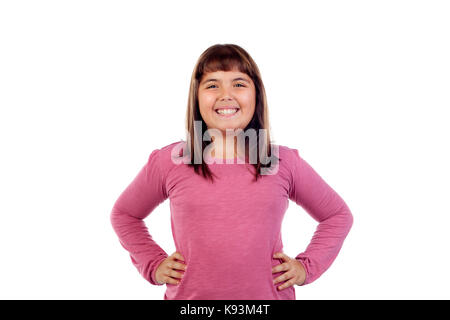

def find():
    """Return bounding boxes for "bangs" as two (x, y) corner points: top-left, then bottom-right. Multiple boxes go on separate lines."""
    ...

(195, 46), (254, 80)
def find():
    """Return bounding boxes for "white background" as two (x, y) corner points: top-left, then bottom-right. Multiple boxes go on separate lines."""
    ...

(1, 0), (449, 299)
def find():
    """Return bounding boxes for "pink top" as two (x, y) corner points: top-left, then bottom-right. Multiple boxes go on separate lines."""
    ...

(110, 141), (353, 300)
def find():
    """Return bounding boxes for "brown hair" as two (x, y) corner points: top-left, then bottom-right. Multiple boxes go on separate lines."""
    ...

(184, 43), (280, 183)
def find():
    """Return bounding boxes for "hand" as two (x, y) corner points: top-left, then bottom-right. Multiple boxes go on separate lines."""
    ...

(272, 252), (306, 290)
(155, 251), (187, 285)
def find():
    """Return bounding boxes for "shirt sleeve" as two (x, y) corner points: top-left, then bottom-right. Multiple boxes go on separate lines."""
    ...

(288, 148), (353, 285)
(110, 149), (169, 286)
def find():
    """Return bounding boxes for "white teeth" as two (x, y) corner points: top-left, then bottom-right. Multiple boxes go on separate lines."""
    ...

(217, 108), (238, 115)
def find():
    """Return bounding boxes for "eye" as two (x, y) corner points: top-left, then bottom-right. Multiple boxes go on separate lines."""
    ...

(235, 83), (245, 87)
(206, 84), (217, 89)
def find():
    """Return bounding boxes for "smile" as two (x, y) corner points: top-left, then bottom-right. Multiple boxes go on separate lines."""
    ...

(215, 108), (240, 118)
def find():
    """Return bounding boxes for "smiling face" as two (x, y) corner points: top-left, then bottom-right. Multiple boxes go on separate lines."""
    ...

(198, 69), (256, 135)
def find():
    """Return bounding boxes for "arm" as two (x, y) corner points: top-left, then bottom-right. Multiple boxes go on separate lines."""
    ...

(110, 149), (169, 286)
(288, 149), (353, 285)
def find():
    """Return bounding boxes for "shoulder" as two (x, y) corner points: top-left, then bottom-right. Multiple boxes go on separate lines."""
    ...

(271, 144), (309, 199)
(272, 143), (301, 164)
(155, 140), (185, 158)
(271, 143), (305, 180)
(147, 140), (187, 172)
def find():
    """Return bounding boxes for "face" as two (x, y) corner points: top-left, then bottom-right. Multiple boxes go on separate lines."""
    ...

(198, 69), (256, 135)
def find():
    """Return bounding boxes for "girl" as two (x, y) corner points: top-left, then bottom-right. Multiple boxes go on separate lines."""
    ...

(110, 44), (353, 300)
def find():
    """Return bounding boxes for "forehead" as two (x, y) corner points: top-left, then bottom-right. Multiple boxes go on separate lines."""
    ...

(200, 70), (251, 82)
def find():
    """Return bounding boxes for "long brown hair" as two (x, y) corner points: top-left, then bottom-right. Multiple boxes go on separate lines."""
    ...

(184, 43), (280, 183)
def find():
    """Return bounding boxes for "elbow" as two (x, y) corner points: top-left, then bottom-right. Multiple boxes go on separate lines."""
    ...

(342, 204), (354, 234)
(110, 205), (128, 230)
(110, 206), (120, 230)
(325, 202), (354, 235)
(317, 203), (354, 238)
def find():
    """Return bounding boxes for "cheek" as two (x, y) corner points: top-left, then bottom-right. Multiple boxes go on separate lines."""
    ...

(198, 93), (215, 111)
(240, 92), (256, 112)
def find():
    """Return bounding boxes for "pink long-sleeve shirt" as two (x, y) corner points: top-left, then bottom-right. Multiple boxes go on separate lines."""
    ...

(110, 141), (353, 300)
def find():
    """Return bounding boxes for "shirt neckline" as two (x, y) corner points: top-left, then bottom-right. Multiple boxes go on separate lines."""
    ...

(204, 152), (248, 165)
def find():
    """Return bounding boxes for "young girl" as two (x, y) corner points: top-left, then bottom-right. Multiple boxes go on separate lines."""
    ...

(110, 44), (353, 300)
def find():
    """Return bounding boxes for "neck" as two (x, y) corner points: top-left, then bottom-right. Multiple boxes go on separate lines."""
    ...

(210, 135), (244, 159)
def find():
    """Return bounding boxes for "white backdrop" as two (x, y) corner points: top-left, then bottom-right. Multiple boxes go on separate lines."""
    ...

(1, 0), (449, 299)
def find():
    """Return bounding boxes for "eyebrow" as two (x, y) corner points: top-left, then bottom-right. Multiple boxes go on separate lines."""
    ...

(201, 77), (250, 85)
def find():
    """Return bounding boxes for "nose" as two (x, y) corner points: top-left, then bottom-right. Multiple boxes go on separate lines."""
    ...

(219, 86), (233, 101)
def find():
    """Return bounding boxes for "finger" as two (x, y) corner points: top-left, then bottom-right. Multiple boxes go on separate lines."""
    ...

(164, 276), (181, 285)
(273, 273), (286, 285)
(273, 271), (294, 285)
(166, 260), (187, 272)
(168, 269), (185, 280)
(277, 278), (295, 291)
(273, 252), (289, 261)
(172, 261), (188, 271)
(272, 262), (289, 273)
(273, 252), (285, 260)
(172, 252), (185, 262)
